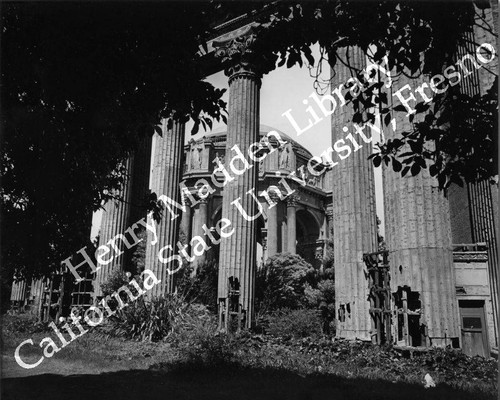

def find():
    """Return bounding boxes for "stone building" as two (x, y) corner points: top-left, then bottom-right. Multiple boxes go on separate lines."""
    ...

(10, 2), (498, 358)
(179, 125), (331, 270)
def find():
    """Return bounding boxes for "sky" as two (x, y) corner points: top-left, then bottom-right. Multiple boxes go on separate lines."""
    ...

(91, 45), (385, 240)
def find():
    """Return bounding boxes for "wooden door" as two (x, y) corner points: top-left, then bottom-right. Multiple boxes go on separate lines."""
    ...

(459, 300), (489, 358)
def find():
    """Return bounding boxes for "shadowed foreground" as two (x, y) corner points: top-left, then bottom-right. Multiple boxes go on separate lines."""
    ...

(2, 364), (495, 400)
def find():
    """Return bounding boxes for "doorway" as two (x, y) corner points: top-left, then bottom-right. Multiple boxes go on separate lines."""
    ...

(459, 300), (489, 358)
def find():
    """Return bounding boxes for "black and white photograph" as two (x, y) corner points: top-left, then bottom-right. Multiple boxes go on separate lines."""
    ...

(1, 1), (499, 399)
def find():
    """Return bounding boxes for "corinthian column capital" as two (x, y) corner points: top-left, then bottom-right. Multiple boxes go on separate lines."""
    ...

(287, 193), (300, 207)
(213, 24), (275, 83)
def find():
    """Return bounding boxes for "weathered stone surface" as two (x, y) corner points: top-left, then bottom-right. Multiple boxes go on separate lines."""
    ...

(331, 46), (378, 341)
(191, 197), (209, 273)
(215, 32), (262, 328)
(94, 136), (152, 297)
(384, 74), (460, 347)
(286, 194), (299, 254)
(145, 120), (185, 297)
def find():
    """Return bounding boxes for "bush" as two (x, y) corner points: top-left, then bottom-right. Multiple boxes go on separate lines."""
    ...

(2, 313), (50, 335)
(175, 260), (218, 312)
(100, 269), (129, 297)
(304, 279), (335, 334)
(106, 294), (189, 341)
(174, 330), (237, 367)
(266, 308), (322, 339)
(158, 304), (238, 368)
(255, 253), (314, 317)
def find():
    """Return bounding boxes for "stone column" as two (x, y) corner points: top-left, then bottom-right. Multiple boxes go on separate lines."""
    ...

(129, 138), (153, 225)
(94, 135), (152, 297)
(266, 196), (279, 258)
(94, 157), (133, 297)
(383, 74), (460, 347)
(326, 209), (334, 238)
(145, 119), (186, 297)
(331, 46), (378, 341)
(261, 228), (268, 264)
(214, 27), (269, 329)
(191, 197), (208, 273)
(459, 11), (499, 346)
(286, 194), (299, 254)
(179, 195), (192, 246)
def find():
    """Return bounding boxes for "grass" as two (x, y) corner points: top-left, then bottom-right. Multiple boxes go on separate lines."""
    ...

(1, 313), (497, 400)
(1, 313), (176, 374)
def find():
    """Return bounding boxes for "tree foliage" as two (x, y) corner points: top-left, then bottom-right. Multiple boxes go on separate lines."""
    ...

(2, 1), (497, 284)
(1, 2), (226, 280)
(255, 253), (314, 317)
(249, 1), (497, 187)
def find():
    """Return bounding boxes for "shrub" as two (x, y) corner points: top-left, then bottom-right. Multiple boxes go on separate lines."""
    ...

(107, 294), (189, 342)
(174, 329), (237, 367)
(255, 253), (314, 317)
(164, 304), (238, 367)
(267, 308), (322, 339)
(175, 260), (218, 311)
(100, 269), (129, 297)
(304, 279), (335, 334)
(2, 313), (50, 335)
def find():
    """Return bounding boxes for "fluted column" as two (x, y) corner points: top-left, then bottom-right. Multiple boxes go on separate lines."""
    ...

(266, 195), (279, 258)
(214, 28), (268, 329)
(95, 137), (152, 298)
(94, 157), (133, 297)
(287, 194), (299, 254)
(261, 228), (268, 264)
(331, 46), (378, 341)
(179, 195), (193, 245)
(145, 120), (185, 297)
(191, 197), (208, 273)
(383, 74), (460, 347)
(326, 209), (334, 238)
(457, 14), (499, 346)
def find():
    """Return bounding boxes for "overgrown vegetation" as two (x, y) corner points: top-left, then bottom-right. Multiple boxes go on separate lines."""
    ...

(175, 260), (219, 312)
(255, 253), (335, 335)
(266, 309), (323, 339)
(255, 254), (314, 317)
(3, 305), (497, 399)
(2, 313), (51, 336)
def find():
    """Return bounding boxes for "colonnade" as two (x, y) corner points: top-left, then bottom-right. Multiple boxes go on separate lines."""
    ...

(93, 29), (476, 346)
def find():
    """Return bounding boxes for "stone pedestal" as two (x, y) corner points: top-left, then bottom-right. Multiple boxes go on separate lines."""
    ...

(331, 46), (378, 341)
(145, 120), (185, 297)
(383, 75), (460, 347)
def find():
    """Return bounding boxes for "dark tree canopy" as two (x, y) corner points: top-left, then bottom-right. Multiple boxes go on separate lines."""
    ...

(249, 1), (497, 187)
(1, 2), (226, 280)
